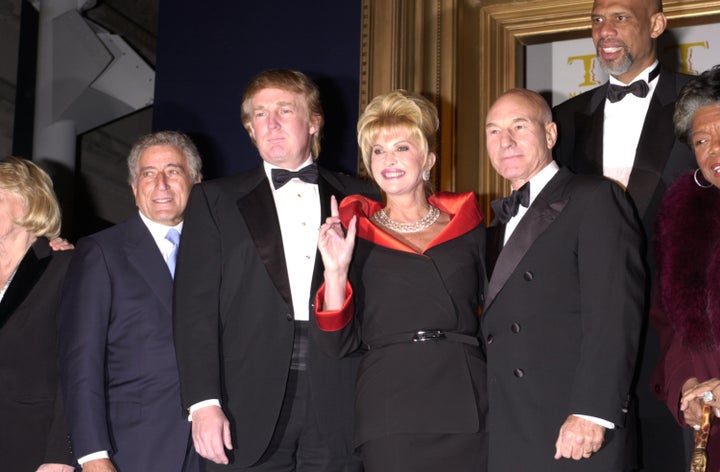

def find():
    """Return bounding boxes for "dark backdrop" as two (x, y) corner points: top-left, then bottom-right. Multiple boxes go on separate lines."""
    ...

(153, 1), (363, 178)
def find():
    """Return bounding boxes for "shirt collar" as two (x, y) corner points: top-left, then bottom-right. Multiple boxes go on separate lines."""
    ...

(138, 210), (183, 240)
(608, 60), (660, 86)
(525, 160), (560, 206)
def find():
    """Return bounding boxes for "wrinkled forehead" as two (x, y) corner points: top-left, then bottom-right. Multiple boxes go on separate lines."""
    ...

(487, 92), (547, 125)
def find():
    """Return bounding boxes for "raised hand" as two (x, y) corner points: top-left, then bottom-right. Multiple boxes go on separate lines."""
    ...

(317, 195), (356, 311)
(317, 195), (356, 277)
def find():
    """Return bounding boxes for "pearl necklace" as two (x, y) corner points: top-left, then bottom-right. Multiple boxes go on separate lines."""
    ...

(372, 205), (440, 233)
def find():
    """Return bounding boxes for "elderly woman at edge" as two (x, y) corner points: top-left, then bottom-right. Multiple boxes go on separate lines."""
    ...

(650, 64), (720, 470)
(0, 156), (75, 471)
(312, 90), (488, 471)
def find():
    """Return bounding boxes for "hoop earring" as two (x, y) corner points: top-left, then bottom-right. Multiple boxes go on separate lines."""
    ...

(694, 168), (713, 189)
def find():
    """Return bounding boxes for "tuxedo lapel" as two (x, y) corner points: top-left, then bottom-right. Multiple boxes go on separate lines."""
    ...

(627, 68), (679, 219)
(0, 238), (51, 330)
(236, 168), (293, 309)
(485, 224), (505, 280)
(124, 214), (173, 315)
(576, 86), (607, 175)
(485, 171), (570, 309)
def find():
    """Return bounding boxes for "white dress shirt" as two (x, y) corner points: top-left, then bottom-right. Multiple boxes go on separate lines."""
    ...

(603, 61), (660, 189)
(263, 157), (321, 322)
(504, 161), (559, 244)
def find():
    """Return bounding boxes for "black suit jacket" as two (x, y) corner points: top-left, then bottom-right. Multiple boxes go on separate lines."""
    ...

(173, 165), (379, 467)
(482, 168), (645, 471)
(0, 238), (74, 471)
(552, 66), (696, 469)
(57, 214), (196, 471)
(553, 66), (695, 245)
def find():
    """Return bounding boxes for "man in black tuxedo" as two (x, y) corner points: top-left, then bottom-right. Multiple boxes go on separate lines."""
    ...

(57, 131), (203, 472)
(483, 88), (644, 470)
(173, 69), (378, 471)
(552, 0), (696, 468)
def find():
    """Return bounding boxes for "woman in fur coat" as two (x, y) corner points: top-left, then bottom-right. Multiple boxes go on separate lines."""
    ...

(651, 64), (720, 470)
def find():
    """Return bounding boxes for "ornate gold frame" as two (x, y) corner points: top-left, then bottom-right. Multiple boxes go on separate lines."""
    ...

(360, 0), (720, 214)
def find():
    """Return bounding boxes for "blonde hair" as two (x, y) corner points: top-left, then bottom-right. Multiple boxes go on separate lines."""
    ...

(241, 69), (324, 159)
(357, 90), (439, 182)
(0, 156), (61, 239)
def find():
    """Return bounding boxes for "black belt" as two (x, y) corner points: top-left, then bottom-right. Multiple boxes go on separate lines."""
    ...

(367, 329), (480, 350)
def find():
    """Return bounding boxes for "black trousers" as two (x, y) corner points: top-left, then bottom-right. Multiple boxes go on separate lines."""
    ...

(361, 431), (488, 472)
(211, 323), (361, 472)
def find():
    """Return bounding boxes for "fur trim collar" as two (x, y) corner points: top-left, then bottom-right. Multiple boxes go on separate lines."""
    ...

(655, 172), (720, 350)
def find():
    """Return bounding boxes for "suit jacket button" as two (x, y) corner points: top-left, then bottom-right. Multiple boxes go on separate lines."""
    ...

(523, 271), (533, 281)
(511, 322), (521, 334)
(286, 313), (294, 321)
(486, 334), (494, 344)
(514, 368), (525, 378)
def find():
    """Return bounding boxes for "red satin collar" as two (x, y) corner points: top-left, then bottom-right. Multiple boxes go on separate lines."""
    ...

(339, 192), (484, 254)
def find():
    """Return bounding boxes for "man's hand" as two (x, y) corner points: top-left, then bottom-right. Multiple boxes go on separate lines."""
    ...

(49, 237), (74, 251)
(192, 405), (233, 464)
(554, 415), (606, 460)
(80, 458), (116, 472)
(36, 464), (76, 472)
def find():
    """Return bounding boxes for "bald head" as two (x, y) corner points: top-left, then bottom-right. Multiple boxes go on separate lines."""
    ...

(485, 89), (557, 189)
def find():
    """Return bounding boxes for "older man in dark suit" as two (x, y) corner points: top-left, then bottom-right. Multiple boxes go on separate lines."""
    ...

(57, 131), (203, 472)
(483, 88), (644, 471)
(172, 69), (378, 471)
(552, 0), (696, 468)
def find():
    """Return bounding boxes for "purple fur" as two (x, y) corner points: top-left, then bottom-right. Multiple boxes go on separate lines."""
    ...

(655, 172), (720, 350)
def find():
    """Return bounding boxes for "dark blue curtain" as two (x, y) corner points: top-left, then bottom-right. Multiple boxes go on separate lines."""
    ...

(154, 1), (363, 178)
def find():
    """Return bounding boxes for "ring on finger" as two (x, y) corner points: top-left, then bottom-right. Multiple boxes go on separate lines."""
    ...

(704, 391), (715, 403)
(694, 424), (701, 431)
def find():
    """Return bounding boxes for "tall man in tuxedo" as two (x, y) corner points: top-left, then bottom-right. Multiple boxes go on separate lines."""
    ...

(483, 88), (644, 470)
(552, 0), (696, 467)
(57, 131), (203, 472)
(172, 69), (379, 471)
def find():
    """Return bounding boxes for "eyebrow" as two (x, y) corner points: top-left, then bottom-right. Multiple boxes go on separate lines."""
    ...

(253, 100), (296, 110)
(485, 117), (529, 128)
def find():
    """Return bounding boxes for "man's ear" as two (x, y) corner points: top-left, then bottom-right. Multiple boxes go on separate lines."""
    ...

(546, 122), (558, 149)
(650, 12), (667, 39)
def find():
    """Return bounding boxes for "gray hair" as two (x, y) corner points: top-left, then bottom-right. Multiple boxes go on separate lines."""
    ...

(674, 65), (720, 147)
(127, 131), (203, 186)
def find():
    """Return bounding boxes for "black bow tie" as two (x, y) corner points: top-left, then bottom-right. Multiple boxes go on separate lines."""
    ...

(606, 63), (661, 103)
(271, 164), (319, 189)
(491, 182), (530, 224)
(606, 80), (649, 103)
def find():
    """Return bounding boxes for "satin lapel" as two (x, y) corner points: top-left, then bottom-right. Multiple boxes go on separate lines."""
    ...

(627, 69), (678, 218)
(235, 172), (293, 308)
(485, 173), (570, 309)
(124, 214), (173, 315)
(0, 239), (50, 330)
(577, 85), (607, 175)
(485, 224), (505, 280)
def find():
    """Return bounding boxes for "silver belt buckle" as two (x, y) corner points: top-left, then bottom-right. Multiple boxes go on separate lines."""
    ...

(412, 330), (445, 342)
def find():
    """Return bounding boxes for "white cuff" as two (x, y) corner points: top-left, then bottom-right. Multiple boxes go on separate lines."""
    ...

(188, 399), (222, 421)
(573, 413), (615, 429)
(78, 450), (109, 466)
